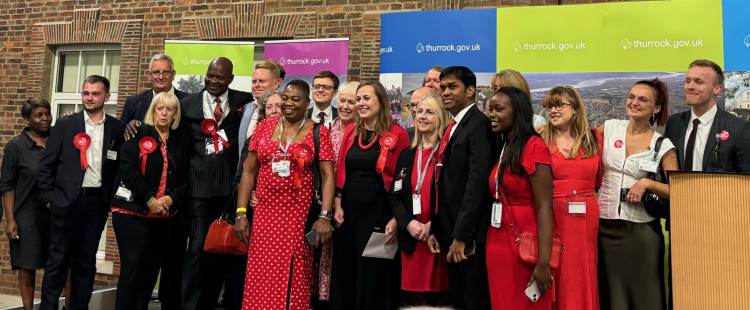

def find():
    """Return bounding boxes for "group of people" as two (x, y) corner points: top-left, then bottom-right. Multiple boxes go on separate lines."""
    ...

(1, 53), (749, 310)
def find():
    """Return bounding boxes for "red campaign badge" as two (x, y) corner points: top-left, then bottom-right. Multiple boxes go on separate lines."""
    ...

(73, 133), (92, 170)
(719, 130), (729, 141)
(201, 119), (230, 152)
(376, 132), (399, 173)
(138, 136), (157, 175)
(614, 140), (623, 148)
(292, 144), (315, 188)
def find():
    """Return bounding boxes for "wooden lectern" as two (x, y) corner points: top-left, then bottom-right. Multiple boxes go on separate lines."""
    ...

(669, 171), (750, 310)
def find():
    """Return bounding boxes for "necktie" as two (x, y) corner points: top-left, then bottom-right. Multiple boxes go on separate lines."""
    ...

(213, 97), (223, 122)
(684, 118), (700, 171)
(318, 111), (326, 126)
(437, 119), (457, 166)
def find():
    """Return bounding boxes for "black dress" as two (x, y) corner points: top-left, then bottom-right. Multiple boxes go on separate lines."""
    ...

(0, 128), (50, 270)
(330, 131), (397, 310)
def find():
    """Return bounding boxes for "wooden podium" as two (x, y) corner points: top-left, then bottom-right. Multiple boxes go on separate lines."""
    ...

(669, 171), (750, 310)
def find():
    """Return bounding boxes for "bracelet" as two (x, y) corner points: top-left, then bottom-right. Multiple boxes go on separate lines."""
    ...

(148, 197), (155, 204)
(236, 214), (247, 219)
(319, 210), (333, 221)
(237, 207), (247, 213)
(318, 214), (332, 221)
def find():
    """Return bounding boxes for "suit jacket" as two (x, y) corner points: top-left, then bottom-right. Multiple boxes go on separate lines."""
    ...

(120, 88), (189, 124)
(664, 108), (750, 173)
(432, 105), (493, 248)
(110, 124), (190, 215)
(180, 89), (253, 198)
(406, 126), (416, 143)
(390, 147), (436, 255)
(237, 100), (256, 154)
(37, 111), (125, 215)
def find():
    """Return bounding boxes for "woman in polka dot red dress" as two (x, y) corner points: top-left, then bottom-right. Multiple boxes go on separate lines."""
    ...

(234, 80), (336, 310)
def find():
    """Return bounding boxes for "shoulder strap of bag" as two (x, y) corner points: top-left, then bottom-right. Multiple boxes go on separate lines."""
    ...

(648, 136), (667, 180)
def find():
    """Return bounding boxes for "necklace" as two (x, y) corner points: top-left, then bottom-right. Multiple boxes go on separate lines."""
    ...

(627, 131), (651, 142)
(358, 131), (379, 150)
(555, 137), (573, 153)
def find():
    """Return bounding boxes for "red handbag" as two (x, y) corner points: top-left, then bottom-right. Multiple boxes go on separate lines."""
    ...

(204, 218), (248, 255)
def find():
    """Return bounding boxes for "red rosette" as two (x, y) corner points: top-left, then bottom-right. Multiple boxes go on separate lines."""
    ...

(138, 136), (157, 175)
(376, 132), (398, 173)
(201, 119), (230, 152)
(73, 133), (92, 170)
(292, 144), (315, 187)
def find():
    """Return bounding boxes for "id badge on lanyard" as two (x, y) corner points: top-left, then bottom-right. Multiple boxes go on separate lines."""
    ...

(491, 144), (506, 228)
(272, 153), (291, 177)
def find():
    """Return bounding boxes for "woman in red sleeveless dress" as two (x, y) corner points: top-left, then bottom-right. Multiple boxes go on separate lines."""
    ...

(540, 86), (603, 310)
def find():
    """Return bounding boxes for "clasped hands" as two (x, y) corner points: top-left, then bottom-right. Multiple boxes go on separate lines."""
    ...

(147, 195), (172, 214)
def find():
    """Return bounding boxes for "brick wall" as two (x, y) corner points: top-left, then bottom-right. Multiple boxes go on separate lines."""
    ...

(0, 0), (645, 298)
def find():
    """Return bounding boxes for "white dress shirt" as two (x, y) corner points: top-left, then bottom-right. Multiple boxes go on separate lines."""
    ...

(598, 119), (675, 222)
(151, 86), (174, 98)
(311, 104), (334, 129)
(449, 103), (476, 137)
(82, 112), (106, 188)
(684, 104), (717, 171)
(202, 90), (229, 125)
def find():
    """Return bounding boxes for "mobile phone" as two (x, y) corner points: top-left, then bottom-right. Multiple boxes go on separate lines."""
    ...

(305, 230), (316, 246)
(525, 281), (540, 302)
(620, 188), (630, 202)
(464, 241), (476, 257)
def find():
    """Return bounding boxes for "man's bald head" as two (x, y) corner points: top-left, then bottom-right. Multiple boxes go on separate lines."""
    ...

(204, 57), (235, 96)
(409, 87), (437, 118)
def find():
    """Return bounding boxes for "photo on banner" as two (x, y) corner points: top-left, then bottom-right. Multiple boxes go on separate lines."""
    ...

(722, 0), (750, 119)
(264, 38), (349, 108)
(164, 40), (255, 93)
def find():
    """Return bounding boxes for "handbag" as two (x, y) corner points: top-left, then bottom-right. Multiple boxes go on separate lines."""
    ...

(499, 191), (562, 269)
(642, 136), (670, 219)
(304, 123), (322, 233)
(203, 186), (248, 255)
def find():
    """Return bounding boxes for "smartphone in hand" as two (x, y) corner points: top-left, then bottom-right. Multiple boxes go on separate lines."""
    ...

(305, 230), (316, 246)
(525, 281), (540, 302)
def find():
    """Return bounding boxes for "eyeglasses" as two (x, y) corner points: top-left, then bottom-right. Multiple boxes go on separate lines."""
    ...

(312, 84), (335, 91)
(544, 103), (572, 111)
(149, 70), (174, 77)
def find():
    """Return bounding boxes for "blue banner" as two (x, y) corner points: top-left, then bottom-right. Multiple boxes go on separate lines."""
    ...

(380, 9), (497, 74)
(722, 0), (750, 71)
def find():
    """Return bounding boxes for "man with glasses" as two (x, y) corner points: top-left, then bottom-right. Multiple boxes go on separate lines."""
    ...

(121, 54), (189, 124)
(306, 70), (339, 129)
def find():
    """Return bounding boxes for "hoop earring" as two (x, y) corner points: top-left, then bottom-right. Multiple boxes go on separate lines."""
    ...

(651, 113), (656, 123)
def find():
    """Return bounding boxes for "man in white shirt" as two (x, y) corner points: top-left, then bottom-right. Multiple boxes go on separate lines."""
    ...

(239, 60), (283, 148)
(306, 70), (339, 129)
(37, 75), (124, 310)
(665, 59), (750, 173)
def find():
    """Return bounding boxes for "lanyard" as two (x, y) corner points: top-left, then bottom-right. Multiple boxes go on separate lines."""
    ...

(415, 144), (437, 195)
(493, 143), (506, 201)
(278, 117), (306, 154)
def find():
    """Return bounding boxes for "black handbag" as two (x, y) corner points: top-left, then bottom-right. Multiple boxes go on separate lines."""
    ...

(304, 123), (322, 232)
(642, 136), (669, 219)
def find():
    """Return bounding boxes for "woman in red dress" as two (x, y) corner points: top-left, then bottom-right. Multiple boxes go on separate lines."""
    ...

(539, 86), (602, 310)
(390, 94), (450, 306)
(234, 80), (336, 310)
(486, 87), (555, 309)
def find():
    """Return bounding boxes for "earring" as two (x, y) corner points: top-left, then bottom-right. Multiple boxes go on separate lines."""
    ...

(651, 113), (656, 123)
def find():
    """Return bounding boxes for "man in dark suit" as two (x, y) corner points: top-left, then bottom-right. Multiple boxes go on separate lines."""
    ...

(306, 70), (339, 129)
(405, 87), (437, 141)
(37, 75), (125, 310)
(664, 59), (750, 173)
(428, 66), (492, 309)
(120, 54), (189, 124)
(179, 57), (253, 310)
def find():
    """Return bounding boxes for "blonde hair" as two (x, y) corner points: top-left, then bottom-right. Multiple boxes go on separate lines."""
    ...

(338, 81), (360, 97)
(490, 69), (530, 99)
(255, 60), (281, 79)
(411, 94), (449, 148)
(540, 86), (599, 159)
(144, 92), (181, 130)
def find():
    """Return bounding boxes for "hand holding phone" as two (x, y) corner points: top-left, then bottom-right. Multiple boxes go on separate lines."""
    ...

(305, 230), (316, 247)
(525, 281), (540, 302)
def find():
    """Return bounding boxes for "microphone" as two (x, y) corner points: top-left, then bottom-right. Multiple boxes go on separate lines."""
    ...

(714, 133), (724, 172)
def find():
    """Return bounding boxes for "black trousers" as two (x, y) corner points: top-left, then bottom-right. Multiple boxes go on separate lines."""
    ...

(40, 192), (109, 310)
(113, 212), (173, 310)
(181, 197), (246, 310)
(158, 214), (187, 310)
(445, 244), (491, 310)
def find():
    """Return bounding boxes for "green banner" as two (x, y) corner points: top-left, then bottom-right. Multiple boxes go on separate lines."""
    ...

(497, 4), (605, 73)
(165, 41), (255, 76)
(601, 0), (723, 72)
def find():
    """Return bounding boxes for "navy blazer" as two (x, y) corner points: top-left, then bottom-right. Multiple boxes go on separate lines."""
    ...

(180, 89), (253, 198)
(111, 124), (190, 215)
(664, 107), (750, 173)
(432, 105), (494, 248)
(120, 88), (189, 124)
(37, 111), (125, 215)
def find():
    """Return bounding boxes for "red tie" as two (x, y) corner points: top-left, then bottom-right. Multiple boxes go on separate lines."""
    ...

(437, 119), (457, 166)
(318, 111), (326, 125)
(213, 98), (223, 122)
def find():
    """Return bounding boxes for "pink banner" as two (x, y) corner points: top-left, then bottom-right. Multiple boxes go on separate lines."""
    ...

(264, 39), (349, 76)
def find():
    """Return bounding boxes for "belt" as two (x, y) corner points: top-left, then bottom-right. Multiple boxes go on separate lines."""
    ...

(81, 187), (101, 195)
